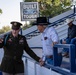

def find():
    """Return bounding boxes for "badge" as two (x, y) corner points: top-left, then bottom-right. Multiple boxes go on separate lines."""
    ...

(19, 39), (24, 44)
(14, 22), (17, 26)
(44, 37), (47, 40)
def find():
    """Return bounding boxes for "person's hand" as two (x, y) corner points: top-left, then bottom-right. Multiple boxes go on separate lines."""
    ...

(39, 58), (45, 66)
(52, 42), (58, 46)
(0, 38), (3, 43)
(62, 40), (66, 44)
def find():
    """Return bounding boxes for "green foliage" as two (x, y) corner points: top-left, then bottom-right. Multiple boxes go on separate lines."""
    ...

(53, 0), (61, 6)
(23, 0), (71, 17)
(0, 29), (4, 34)
(23, 0), (37, 2)
(0, 8), (2, 14)
(22, 24), (31, 30)
(0, 26), (11, 34)
(39, 0), (71, 17)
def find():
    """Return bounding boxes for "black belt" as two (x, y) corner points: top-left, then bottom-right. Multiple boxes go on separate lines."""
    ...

(4, 55), (21, 60)
(46, 53), (62, 58)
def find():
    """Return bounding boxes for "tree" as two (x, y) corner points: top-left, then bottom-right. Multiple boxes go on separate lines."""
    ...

(0, 26), (11, 34)
(2, 26), (11, 32)
(23, 0), (71, 17)
(0, 8), (2, 14)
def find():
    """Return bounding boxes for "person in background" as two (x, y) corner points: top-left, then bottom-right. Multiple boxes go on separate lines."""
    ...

(70, 37), (76, 58)
(61, 18), (76, 57)
(0, 21), (42, 75)
(33, 17), (62, 66)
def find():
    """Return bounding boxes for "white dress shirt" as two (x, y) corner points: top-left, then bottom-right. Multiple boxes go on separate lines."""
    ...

(41, 27), (62, 61)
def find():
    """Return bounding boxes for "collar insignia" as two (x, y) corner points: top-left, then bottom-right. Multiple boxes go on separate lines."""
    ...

(14, 22), (17, 26)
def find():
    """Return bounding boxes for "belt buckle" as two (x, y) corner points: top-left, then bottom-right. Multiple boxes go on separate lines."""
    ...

(46, 55), (53, 58)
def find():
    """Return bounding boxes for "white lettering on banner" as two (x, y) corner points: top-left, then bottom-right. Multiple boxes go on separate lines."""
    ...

(23, 4), (37, 9)
(20, 2), (39, 21)
(23, 15), (37, 19)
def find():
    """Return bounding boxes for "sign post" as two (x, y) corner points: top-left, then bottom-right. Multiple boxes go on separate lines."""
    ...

(20, 2), (39, 21)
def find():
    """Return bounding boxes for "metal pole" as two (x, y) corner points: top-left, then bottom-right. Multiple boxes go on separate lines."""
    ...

(34, 62), (37, 75)
(20, 28), (22, 35)
(24, 58), (28, 75)
(73, 5), (75, 14)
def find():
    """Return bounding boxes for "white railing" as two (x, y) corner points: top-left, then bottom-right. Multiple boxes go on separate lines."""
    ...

(22, 56), (59, 75)
(22, 55), (75, 75)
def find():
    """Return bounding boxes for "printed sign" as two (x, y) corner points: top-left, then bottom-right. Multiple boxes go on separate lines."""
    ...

(20, 2), (39, 21)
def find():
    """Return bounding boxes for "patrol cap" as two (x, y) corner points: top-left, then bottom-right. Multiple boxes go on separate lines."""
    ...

(33, 17), (51, 26)
(10, 21), (22, 30)
(65, 18), (73, 24)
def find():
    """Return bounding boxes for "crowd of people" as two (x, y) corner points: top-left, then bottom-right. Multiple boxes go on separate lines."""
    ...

(0, 16), (76, 75)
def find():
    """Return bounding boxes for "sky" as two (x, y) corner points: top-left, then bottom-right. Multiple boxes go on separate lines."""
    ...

(0, 0), (25, 29)
(0, 0), (75, 29)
